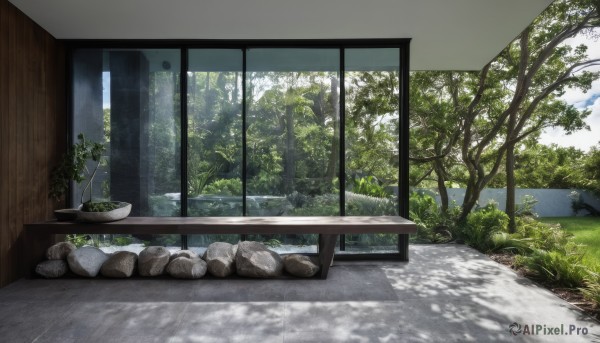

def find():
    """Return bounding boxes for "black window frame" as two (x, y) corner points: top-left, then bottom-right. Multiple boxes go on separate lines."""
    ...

(65, 39), (411, 259)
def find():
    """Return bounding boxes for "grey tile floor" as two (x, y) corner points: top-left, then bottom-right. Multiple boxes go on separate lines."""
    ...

(0, 244), (598, 342)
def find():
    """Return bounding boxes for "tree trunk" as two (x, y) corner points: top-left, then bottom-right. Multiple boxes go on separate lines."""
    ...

(506, 142), (517, 233)
(458, 184), (481, 223)
(283, 101), (295, 194)
(434, 159), (449, 213)
(326, 76), (339, 180)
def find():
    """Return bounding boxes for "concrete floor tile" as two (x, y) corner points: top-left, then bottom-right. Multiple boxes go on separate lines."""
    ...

(0, 244), (598, 343)
(0, 301), (73, 343)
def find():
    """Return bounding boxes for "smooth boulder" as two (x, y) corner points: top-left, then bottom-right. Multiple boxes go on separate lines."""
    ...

(138, 246), (170, 276)
(169, 250), (198, 261)
(283, 254), (320, 277)
(203, 242), (236, 277)
(101, 251), (138, 278)
(67, 247), (109, 277)
(46, 242), (76, 260)
(235, 241), (283, 278)
(36, 260), (68, 278)
(166, 257), (207, 279)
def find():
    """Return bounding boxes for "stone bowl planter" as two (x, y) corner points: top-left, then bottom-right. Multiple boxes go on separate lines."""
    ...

(77, 202), (132, 223)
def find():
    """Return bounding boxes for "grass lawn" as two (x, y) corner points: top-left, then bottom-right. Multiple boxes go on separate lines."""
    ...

(539, 216), (600, 268)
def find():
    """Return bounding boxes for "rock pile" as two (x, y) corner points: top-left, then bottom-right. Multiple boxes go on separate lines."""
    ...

(35, 241), (320, 280)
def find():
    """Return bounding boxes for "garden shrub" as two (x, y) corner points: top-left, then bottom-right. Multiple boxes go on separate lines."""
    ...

(514, 217), (571, 253)
(351, 176), (391, 198)
(288, 193), (339, 216)
(203, 178), (242, 196)
(345, 192), (397, 216)
(514, 243), (589, 288)
(461, 203), (509, 252)
(581, 277), (600, 306)
(408, 191), (457, 243)
(489, 232), (532, 254)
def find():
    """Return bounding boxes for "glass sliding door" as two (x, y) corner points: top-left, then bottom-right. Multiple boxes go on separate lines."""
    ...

(71, 48), (182, 251)
(246, 49), (340, 252)
(343, 48), (400, 253)
(69, 41), (408, 256)
(186, 49), (244, 253)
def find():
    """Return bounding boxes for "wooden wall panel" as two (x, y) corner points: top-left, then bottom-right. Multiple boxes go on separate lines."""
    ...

(0, 0), (65, 287)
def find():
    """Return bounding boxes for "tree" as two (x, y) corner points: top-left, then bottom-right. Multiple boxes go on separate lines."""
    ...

(410, 0), (600, 231)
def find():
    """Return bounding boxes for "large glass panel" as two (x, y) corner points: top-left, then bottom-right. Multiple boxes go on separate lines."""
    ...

(246, 49), (340, 253)
(344, 48), (400, 253)
(187, 49), (243, 254)
(71, 48), (182, 252)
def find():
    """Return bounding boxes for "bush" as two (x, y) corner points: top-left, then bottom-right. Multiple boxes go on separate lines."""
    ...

(581, 278), (600, 307)
(514, 244), (589, 288)
(287, 193), (339, 216)
(203, 178), (242, 196)
(489, 232), (532, 254)
(111, 236), (133, 246)
(351, 176), (391, 198)
(461, 203), (509, 252)
(345, 192), (397, 216)
(408, 191), (457, 243)
(514, 217), (571, 252)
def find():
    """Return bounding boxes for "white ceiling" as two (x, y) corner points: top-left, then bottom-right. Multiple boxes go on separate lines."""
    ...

(9, 0), (553, 70)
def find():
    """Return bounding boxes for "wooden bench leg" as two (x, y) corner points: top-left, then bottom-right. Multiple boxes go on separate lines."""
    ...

(318, 234), (337, 279)
(398, 233), (409, 261)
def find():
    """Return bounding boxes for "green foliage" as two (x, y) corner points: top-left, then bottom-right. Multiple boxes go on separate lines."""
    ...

(538, 216), (600, 268)
(514, 245), (589, 288)
(288, 193), (339, 216)
(150, 235), (180, 247)
(581, 277), (600, 305)
(263, 239), (282, 248)
(409, 0), (600, 220)
(345, 192), (397, 216)
(409, 191), (455, 243)
(345, 233), (399, 248)
(489, 232), (532, 254)
(111, 236), (133, 246)
(514, 217), (571, 252)
(515, 195), (538, 217)
(66, 234), (89, 248)
(461, 204), (509, 252)
(50, 133), (106, 204)
(203, 178), (243, 196)
(351, 176), (391, 198)
(81, 201), (119, 212)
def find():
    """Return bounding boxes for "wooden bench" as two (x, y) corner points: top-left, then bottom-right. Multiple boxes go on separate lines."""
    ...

(24, 216), (417, 279)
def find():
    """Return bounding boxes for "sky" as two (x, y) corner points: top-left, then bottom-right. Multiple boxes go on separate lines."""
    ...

(539, 34), (600, 152)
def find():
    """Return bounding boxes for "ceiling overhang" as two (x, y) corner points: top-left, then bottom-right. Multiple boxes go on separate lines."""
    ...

(8, 0), (554, 70)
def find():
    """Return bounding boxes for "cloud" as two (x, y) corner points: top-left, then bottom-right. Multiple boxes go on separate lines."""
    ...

(540, 96), (600, 151)
(540, 30), (600, 151)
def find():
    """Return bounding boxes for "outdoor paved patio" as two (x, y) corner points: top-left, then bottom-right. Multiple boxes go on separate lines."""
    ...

(0, 244), (598, 342)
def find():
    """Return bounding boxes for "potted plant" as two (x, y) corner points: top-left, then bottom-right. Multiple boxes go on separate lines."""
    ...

(50, 133), (131, 222)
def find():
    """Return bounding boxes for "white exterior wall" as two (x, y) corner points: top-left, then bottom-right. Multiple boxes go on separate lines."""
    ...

(413, 188), (600, 217)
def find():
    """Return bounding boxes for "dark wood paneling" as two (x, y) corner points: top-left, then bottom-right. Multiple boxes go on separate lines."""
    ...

(0, 0), (65, 287)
